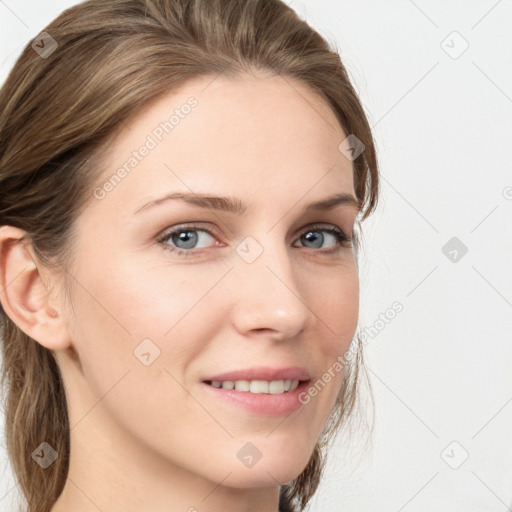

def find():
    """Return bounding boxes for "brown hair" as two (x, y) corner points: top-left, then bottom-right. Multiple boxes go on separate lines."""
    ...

(0, 1), (379, 511)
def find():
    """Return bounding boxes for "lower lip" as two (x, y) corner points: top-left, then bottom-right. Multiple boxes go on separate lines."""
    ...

(201, 381), (310, 416)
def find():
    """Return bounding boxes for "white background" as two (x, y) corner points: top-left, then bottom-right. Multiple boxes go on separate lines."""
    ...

(1, 1), (511, 511)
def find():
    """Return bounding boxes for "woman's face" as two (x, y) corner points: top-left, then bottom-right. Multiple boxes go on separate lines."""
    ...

(54, 71), (359, 491)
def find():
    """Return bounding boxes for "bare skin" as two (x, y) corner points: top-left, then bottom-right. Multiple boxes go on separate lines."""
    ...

(0, 70), (359, 512)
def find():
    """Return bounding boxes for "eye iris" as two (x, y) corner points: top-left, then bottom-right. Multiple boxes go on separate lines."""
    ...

(303, 231), (323, 248)
(173, 230), (198, 249)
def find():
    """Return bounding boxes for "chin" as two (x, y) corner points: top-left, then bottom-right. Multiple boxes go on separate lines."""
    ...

(226, 461), (311, 489)
(213, 443), (314, 489)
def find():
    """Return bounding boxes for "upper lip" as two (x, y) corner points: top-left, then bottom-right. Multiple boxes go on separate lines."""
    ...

(202, 366), (311, 383)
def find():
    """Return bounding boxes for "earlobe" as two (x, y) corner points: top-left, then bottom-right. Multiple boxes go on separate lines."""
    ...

(0, 225), (72, 351)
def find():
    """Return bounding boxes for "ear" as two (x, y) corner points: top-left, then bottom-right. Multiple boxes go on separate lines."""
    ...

(0, 225), (72, 351)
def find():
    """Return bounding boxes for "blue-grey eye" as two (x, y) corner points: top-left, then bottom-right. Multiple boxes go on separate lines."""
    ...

(297, 229), (345, 250)
(167, 229), (214, 250)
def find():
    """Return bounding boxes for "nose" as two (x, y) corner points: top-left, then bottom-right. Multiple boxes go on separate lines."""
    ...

(229, 235), (312, 341)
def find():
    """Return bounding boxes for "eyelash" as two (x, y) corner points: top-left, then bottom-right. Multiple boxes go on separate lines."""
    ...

(157, 223), (353, 257)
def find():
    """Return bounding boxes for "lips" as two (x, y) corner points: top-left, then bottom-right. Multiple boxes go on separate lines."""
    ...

(201, 374), (311, 416)
(201, 366), (311, 383)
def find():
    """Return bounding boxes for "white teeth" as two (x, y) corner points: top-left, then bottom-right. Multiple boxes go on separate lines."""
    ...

(235, 380), (250, 392)
(208, 379), (300, 394)
(250, 380), (269, 393)
(269, 380), (285, 394)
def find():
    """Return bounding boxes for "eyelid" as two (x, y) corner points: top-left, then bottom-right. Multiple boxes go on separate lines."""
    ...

(156, 222), (220, 244)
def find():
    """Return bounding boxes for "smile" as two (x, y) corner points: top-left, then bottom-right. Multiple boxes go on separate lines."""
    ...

(205, 379), (300, 394)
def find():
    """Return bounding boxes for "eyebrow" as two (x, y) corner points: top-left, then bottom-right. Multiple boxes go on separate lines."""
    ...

(133, 191), (361, 216)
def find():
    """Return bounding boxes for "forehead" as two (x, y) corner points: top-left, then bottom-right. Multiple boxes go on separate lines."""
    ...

(91, 72), (355, 216)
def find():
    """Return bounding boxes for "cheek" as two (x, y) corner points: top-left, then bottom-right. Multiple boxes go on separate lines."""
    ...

(313, 266), (359, 351)
(65, 255), (232, 383)
(62, 258), (229, 465)
(74, 251), (216, 329)
(308, 268), (359, 415)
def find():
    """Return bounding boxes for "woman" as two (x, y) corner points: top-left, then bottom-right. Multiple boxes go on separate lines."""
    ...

(0, 1), (379, 511)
